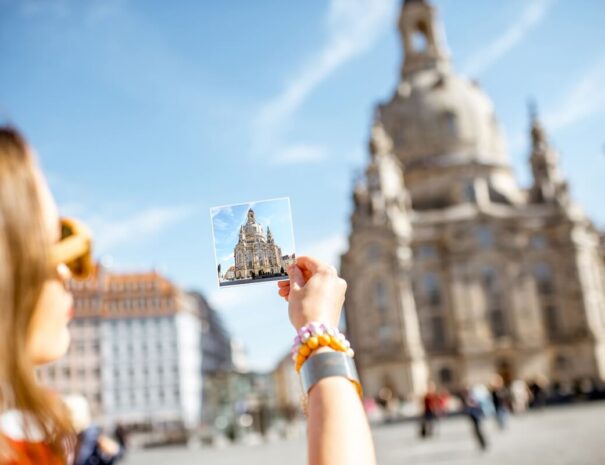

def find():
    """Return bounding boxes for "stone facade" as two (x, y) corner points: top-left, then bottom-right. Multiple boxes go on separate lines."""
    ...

(234, 209), (284, 279)
(341, 0), (605, 400)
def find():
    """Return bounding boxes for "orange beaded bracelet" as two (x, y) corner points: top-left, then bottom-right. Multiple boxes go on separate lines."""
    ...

(291, 322), (354, 373)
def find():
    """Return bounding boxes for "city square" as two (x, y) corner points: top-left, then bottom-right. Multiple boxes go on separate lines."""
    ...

(2, 0), (605, 464)
(123, 403), (605, 465)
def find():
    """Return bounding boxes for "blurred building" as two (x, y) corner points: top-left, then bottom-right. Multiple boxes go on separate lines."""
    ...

(37, 266), (202, 431)
(273, 352), (302, 420)
(341, 0), (605, 399)
(187, 291), (234, 426)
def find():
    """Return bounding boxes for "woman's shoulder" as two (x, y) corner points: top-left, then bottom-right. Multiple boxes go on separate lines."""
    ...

(0, 410), (63, 465)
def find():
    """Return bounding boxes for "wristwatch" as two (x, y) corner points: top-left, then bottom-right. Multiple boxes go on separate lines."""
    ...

(300, 351), (363, 398)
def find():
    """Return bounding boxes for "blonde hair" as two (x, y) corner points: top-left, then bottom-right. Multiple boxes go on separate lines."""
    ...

(0, 127), (73, 462)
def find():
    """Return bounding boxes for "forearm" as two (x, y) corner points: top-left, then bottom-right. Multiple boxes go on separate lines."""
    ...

(307, 376), (376, 465)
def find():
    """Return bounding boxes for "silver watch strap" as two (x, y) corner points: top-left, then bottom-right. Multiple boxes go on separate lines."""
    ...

(300, 351), (362, 397)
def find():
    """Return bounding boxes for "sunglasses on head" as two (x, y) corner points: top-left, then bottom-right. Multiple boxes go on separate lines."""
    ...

(50, 217), (93, 280)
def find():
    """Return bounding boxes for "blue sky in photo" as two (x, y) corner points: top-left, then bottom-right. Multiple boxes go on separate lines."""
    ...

(210, 198), (295, 274)
(1, 0), (605, 370)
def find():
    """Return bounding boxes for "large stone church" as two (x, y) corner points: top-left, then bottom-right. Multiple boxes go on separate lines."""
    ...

(341, 0), (605, 400)
(233, 209), (284, 279)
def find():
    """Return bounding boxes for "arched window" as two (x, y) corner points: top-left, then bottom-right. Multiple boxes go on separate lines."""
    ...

(534, 263), (554, 295)
(423, 274), (441, 306)
(438, 367), (453, 385)
(374, 281), (389, 313)
(482, 267), (507, 338)
(411, 21), (429, 52)
(444, 111), (457, 137)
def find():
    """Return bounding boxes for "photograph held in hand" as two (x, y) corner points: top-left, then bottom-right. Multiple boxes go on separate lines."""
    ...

(210, 197), (296, 287)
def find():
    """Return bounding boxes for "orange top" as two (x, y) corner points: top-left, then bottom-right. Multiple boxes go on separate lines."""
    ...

(0, 410), (64, 465)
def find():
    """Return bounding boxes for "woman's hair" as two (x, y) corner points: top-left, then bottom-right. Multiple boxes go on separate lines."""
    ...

(0, 127), (73, 461)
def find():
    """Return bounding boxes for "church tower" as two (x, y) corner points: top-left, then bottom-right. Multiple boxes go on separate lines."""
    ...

(528, 106), (569, 205)
(341, 119), (428, 399)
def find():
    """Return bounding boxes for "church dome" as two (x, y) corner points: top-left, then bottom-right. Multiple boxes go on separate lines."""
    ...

(381, 69), (509, 169)
(373, 0), (520, 210)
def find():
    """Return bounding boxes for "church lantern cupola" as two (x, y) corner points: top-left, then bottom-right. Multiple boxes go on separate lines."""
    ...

(399, 0), (449, 77)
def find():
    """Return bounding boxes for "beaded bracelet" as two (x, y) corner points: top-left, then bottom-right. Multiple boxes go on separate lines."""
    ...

(291, 321), (354, 373)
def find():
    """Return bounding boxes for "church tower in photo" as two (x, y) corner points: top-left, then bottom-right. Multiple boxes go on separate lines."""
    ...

(341, 0), (605, 399)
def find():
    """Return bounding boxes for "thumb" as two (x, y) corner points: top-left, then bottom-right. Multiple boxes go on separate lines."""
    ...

(289, 265), (305, 292)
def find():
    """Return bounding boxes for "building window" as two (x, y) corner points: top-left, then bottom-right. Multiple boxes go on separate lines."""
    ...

(464, 182), (476, 202)
(431, 316), (445, 348)
(489, 308), (507, 338)
(534, 263), (554, 295)
(443, 111), (457, 137)
(554, 354), (568, 371)
(544, 305), (560, 337)
(482, 267), (508, 338)
(530, 235), (548, 249)
(374, 281), (388, 313)
(423, 274), (441, 306)
(378, 324), (392, 342)
(438, 367), (453, 385)
(476, 226), (493, 248)
(417, 244), (437, 260)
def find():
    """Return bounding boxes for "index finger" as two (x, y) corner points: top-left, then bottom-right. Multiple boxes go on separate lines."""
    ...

(294, 255), (326, 275)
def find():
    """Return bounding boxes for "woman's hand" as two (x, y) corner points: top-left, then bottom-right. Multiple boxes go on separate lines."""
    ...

(277, 256), (347, 330)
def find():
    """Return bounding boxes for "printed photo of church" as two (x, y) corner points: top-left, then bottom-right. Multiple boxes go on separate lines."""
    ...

(211, 198), (296, 287)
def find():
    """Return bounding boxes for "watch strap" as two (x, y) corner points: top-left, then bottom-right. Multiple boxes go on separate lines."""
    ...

(300, 351), (363, 398)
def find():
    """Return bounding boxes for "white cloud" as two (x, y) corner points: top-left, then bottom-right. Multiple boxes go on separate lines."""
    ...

(218, 252), (234, 263)
(274, 144), (327, 165)
(544, 59), (605, 131)
(509, 57), (605, 152)
(89, 205), (194, 252)
(253, 0), (397, 164)
(462, 0), (556, 76)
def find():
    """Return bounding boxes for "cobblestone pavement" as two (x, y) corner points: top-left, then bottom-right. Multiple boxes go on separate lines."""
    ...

(123, 402), (605, 465)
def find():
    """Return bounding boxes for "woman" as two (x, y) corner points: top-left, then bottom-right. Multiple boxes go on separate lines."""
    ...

(0, 126), (376, 465)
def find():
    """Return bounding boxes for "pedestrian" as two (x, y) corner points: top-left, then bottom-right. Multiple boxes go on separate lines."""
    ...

(113, 423), (128, 453)
(419, 382), (440, 439)
(510, 379), (531, 413)
(460, 386), (488, 451)
(489, 374), (511, 429)
(0, 126), (377, 465)
(62, 395), (123, 465)
(528, 375), (548, 409)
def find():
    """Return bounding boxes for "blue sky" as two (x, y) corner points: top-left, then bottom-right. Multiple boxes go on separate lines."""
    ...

(210, 198), (295, 275)
(1, 0), (605, 370)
